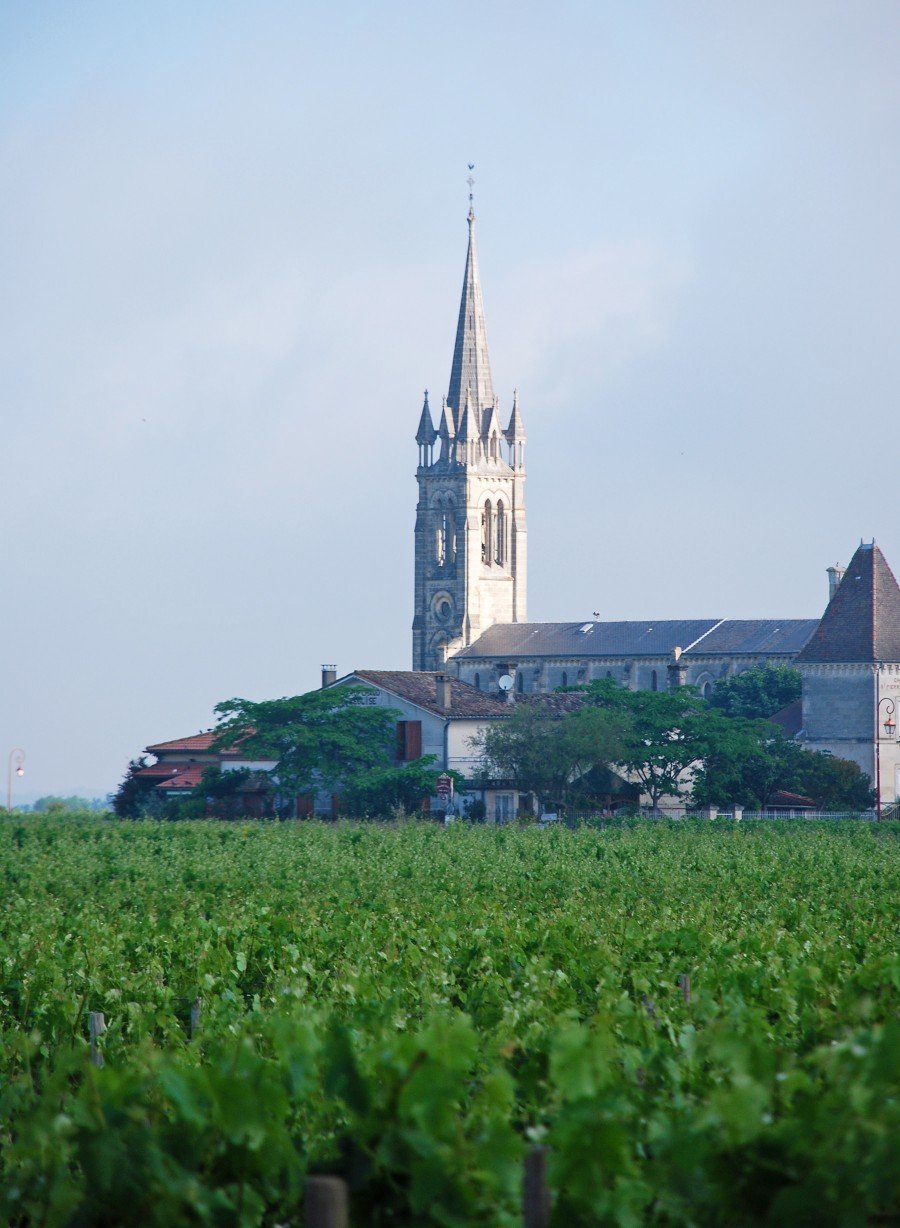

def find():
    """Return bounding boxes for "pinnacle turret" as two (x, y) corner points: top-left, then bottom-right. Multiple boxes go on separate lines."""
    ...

(415, 391), (437, 445)
(482, 397), (503, 441)
(457, 386), (475, 442)
(505, 388), (526, 441)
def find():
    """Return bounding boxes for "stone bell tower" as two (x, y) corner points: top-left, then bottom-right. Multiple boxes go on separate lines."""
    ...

(412, 206), (527, 671)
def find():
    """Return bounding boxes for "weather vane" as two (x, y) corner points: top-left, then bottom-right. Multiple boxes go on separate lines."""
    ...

(467, 163), (475, 211)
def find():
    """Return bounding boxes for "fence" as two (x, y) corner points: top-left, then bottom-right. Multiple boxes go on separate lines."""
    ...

(551, 807), (877, 826)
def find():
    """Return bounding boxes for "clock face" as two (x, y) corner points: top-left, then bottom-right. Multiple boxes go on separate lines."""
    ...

(498, 674), (514, 691)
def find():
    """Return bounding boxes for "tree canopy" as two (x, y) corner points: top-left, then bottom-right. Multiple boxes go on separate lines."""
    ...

(707, 665), (801, 719)
(578, 680), (712, 809)
(470, 701), (626, 810)
(212, 686), (400, 798)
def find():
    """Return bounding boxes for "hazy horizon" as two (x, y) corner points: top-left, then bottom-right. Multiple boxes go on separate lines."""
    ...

(3, 1), (900, 798)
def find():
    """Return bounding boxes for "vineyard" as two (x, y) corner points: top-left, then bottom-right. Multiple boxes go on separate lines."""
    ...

(1, 817), (898, 1225)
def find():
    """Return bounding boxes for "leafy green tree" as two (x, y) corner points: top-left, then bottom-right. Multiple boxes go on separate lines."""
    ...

(112, 757), (157, 818)
(794, 747), (873, 811)
(341, 757), (459, 817)
(212, 686), (399, 798)
(580, 680), (711, 810)
(692, 721), (874, 811)
(470, 701), (625, 811)
(708, 665), (801, 719)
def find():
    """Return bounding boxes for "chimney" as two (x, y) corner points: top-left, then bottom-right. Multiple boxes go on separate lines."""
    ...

(321, 664), (337, 689)
(827, 564), (845, 603)
(667, 646), (687, 691)
(435, 673), (452, 711)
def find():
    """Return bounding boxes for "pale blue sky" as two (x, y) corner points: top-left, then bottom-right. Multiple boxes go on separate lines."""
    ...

(3, 1), (899, 798)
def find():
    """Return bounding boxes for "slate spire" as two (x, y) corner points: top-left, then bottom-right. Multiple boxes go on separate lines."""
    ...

(797, 541), (900, 663)
(447, 208), (495, 425)
(505, 387), (526, 442)
(415, 390), (437, 445)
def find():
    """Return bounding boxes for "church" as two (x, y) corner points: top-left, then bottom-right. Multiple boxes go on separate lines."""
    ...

(412, 203), (900, 807)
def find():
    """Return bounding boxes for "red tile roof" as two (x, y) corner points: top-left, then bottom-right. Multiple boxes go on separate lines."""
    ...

(767, 789), (816, 809)
(135, 763), (181, 779)
(157, 763), (206, 790)
(146, 732), (218, 753)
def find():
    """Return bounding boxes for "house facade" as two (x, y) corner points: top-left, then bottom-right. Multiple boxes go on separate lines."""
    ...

(329, 669), (522, 822)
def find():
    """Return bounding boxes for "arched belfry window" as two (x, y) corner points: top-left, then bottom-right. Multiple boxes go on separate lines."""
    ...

(651, 670), (658, 692)
(443, 503), (456, 566)
(435, 521), (444, 565)
(474, 672), (481, 691)
(481, 500), (493, 564)
(561, 670), (568, 688)
(495, 500), (506, 566)
(434, 499), (456, 566)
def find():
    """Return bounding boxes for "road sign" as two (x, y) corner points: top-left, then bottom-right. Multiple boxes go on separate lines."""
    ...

(436, 774), (453, 799)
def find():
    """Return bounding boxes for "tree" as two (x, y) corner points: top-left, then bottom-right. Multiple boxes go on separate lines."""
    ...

(470, 702), (625, 811)
(580, 680), (711, 811)
(708, 665), (801, 719)
(212, 686), (399, 799)
(112, 758), (157, 818)
(691, 721), (798, 809)
(691, 721), (874, 811)
(341, 757), (457, 818)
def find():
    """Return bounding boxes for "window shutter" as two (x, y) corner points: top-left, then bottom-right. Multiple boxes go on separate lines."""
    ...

(407, 721), (422, 760)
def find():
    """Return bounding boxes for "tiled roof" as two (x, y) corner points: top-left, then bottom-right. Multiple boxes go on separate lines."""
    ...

(685, 620), (819, 656)
(145, 732), (217, 753)
(767, 699), (803, 737)
(458, 618), (817, 661)
(157, 763), (206, 790)
(135, 763), (181, 779)
(767, 789), (816, 809)
(797, 542), (900, 664)
(457, 621), (722, 659)
(346, 671), (511, 718)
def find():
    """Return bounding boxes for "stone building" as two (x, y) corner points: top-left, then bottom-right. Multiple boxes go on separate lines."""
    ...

(797, 541), (900, 807)
(413, 209), (820, 697)
(412, 205), (526, 670)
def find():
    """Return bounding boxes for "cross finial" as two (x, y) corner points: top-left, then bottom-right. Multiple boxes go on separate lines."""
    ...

(467, 163), (475, 218)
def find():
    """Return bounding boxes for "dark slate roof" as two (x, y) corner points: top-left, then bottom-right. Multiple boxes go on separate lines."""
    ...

(684, 619), (819, 656)
(797, 542), (900, 663)
(345, 671), (511, 719)
(455, 620), (721, 659)
(457, 618), (815, 660)
(767, 699), (803, 737)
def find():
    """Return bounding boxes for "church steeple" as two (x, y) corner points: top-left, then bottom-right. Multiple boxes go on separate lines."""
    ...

(447, 209), (495, 424)
(412, 198), (527, 671)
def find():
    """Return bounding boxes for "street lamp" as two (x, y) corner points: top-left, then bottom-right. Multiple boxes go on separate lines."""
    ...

(875, 696), (896, 823)
(7, 748), (25, 814)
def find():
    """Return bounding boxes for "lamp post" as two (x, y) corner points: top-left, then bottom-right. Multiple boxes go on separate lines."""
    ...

(7, 748), (25, 814)
(875, 696), (896, 823)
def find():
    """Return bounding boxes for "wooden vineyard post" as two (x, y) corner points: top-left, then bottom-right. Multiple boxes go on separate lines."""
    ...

(678, 974), (691, 1005)
(306, 1175), (348, 1228)
(190, 997), (203, 1038)
(523, 1145), (551, 1228)
(88, 1012), (106, 1068)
